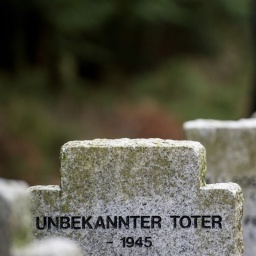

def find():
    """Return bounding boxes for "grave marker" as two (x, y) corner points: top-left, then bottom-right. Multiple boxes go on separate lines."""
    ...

(0, 178), (31, 256)
(0, 178), (82, 256)
(29, 139), (244, 255)
(184, 119), (256, 256)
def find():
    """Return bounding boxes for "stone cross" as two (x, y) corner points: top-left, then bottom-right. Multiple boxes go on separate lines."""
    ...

(0, 178), (82, 256)
(29, 139), (243, 256)
(0, 178), (31, 256)
(184, 119), (256, 256)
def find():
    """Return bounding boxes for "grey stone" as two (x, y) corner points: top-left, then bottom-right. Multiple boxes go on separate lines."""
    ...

(0, 178), (31, 256)
(13, 238), (82, 256)
(28, 139), (244, 256)
(184, 118), (256, 256)
(0, 178), (82, 256)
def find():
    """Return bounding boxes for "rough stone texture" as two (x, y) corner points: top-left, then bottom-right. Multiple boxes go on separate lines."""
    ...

(0, 178), (83, 256)
(0, 178), (31, 256)
(184, 118), (256, 256)
(29, 139), (243, 256)
(13, 238), (83, 256)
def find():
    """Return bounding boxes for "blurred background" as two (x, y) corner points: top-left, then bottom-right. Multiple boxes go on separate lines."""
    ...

(0, 0), (254, 185)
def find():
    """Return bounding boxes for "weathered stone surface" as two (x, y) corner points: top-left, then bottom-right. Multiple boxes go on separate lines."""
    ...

(0, 178), (31, 256)
(13, 238), (83, 256)
(29, 139), (243, 256)
(184, 118), (256, 256)
(0, 178), (83, 256)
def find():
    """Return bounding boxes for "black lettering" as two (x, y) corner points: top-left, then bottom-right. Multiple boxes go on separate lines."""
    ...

(48, 217), (59, 229)
(71, 216), (81, 229)
(36, 217), (47, 230)
(141, 216), (150, 229)
(151, 216), (161, 229)
(60, 217), (70, 229)
(212, 215), (222, 229)
(106, 216), (117, 229)
(180, 216), (191, 228)
(82, 216), (93, 229)
(130, 216), (140, 228)
(170, 216), (180, 228)
(191, 216), (200, 228)
(119, 216), (129, 229)
(94, 216), (105, 229)
(202, 216), (211, 228)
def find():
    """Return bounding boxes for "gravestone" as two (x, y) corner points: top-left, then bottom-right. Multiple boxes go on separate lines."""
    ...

(184, 119), (256, 256)
(29, 139), (244, 256)
(0, 178), (82, 256)
(0, 178), (31, 256)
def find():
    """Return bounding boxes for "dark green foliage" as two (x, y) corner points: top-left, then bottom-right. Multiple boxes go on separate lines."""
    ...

(0, 0), (252, 184)
(0, 0), (250, 82)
